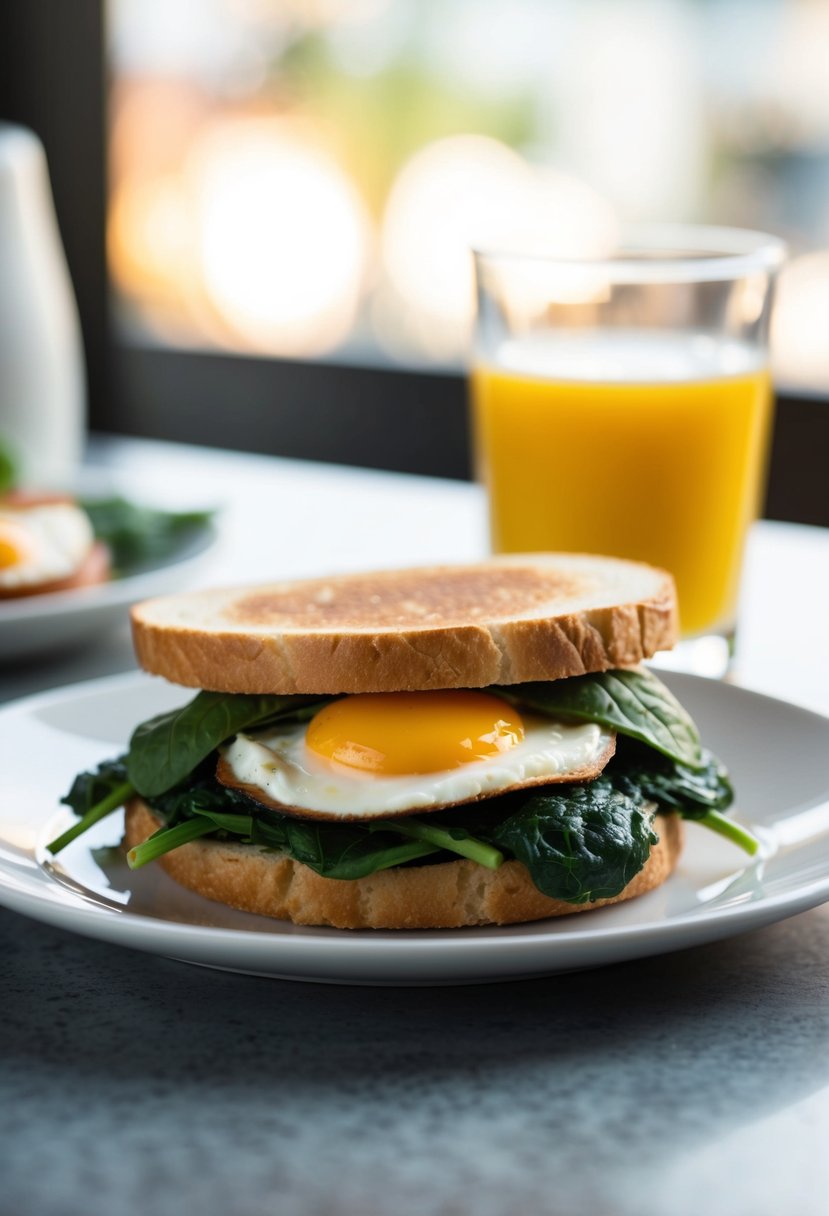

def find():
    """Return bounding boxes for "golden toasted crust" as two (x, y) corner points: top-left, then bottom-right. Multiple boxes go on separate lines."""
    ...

(125, 800), (683, 930)
(130, 554), (677, 694)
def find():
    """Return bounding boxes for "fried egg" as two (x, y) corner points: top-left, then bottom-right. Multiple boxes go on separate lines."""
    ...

(218, 689), (615, 820)
(0, 500), (94, 592)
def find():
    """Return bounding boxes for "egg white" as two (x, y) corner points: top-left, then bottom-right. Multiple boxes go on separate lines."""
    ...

(0, 502), (94, 590)
(219, 715), (615, 819)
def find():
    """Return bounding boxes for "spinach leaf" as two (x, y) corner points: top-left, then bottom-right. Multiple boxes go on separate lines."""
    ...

(79, 496), (214, 574)
(141, 774), (501, 877)
(261, 816), (439, 879)
(48, 756), (134, 855)
(487, 739), (751, 905)
(501, 668), (703, 768)
(491, 776), (658, 903)
(0, 436), (18, 494)
(145, 763), (256, 823)
(127, 691), (326, 798)
(60, 756), (129, 816)
(611, 742), (757, 854)
(614, 743), (733, 818)
(138, 788), (440, 878)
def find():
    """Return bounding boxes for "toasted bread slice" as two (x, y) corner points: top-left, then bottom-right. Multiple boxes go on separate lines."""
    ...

(125, 800), (683, 930)
(131, 554), (677, 694)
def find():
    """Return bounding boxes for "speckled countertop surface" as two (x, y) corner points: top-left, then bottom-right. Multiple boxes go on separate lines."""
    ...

(3, 901), (829, 1216)
(2, 438), (829, 1216)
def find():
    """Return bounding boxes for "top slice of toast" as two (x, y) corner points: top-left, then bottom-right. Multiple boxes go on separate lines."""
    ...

(130, 553), (677, 694)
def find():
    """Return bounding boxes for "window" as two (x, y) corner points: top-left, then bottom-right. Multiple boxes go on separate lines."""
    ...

(108, 0), (829, 389)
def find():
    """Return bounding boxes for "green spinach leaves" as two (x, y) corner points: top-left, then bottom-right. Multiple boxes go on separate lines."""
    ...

(129, 773), (486, 878)
(500, 667), (703, 767)
(79, 496), (214, 574)
(47, 691), (326, 854)
(127, 691), (326, 797)
(490, 776), (658, 903)
(50, 757), (134, 855)
(614, 743), (733, 816)
(0, 436), (17, 495)
(485, 739), (751, 903)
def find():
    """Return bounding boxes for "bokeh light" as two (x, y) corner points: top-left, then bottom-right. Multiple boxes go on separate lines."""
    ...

(772, 252), (829, 388)
(379, 136), (617, 360)
(189, 119), (372, 355)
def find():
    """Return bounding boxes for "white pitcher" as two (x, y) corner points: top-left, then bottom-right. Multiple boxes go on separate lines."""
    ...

(0, 123), (86, 486)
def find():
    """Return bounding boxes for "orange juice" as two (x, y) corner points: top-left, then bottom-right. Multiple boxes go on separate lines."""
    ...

(472, 334), (773, 637)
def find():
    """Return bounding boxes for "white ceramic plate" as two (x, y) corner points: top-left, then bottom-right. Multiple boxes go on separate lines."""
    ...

(0, 505), (216, 661)
(1, 671), (828, 985)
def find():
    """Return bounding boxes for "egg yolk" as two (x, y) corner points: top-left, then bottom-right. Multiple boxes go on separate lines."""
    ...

(305, 690), (525, 776)
(0, 522), (32, 569)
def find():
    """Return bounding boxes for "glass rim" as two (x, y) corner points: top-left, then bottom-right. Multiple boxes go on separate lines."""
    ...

(472, 223), (787, 284)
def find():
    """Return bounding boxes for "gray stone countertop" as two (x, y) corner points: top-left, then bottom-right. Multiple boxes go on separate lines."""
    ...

(3, 900), (829, 1216)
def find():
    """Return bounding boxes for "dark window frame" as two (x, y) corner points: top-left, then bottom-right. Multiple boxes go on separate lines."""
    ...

(1, 0), (826, 524)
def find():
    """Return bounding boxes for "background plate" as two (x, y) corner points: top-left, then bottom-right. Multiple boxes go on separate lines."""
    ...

(0, 484), (216, 661)
(0, 671), (828, 984)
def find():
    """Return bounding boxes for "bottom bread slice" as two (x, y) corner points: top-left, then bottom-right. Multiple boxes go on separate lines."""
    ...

(125, 799), (683, 930)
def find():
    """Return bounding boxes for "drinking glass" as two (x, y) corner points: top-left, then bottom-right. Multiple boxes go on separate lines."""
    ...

(470, 225), (785, 676)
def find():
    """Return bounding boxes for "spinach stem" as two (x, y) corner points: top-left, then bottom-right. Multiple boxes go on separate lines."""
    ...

(358, 840), (442, 873)
(47, 782), (135, 855)
(127, 817), (218, 869)
(697, 810), (760, 856)
(129, 810), (440, 875)
(192, 810), (255, 834)
(373, 818), (504, 870)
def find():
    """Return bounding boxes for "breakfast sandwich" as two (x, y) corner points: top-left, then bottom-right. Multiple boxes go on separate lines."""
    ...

(0, 493), (110, 598)
(49, 554), (757, 929)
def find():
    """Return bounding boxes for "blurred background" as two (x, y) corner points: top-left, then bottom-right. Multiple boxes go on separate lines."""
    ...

(0, 0), (827, 520)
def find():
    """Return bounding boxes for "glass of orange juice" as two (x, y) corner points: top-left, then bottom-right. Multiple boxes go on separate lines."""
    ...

(471, 226), (785, 675)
